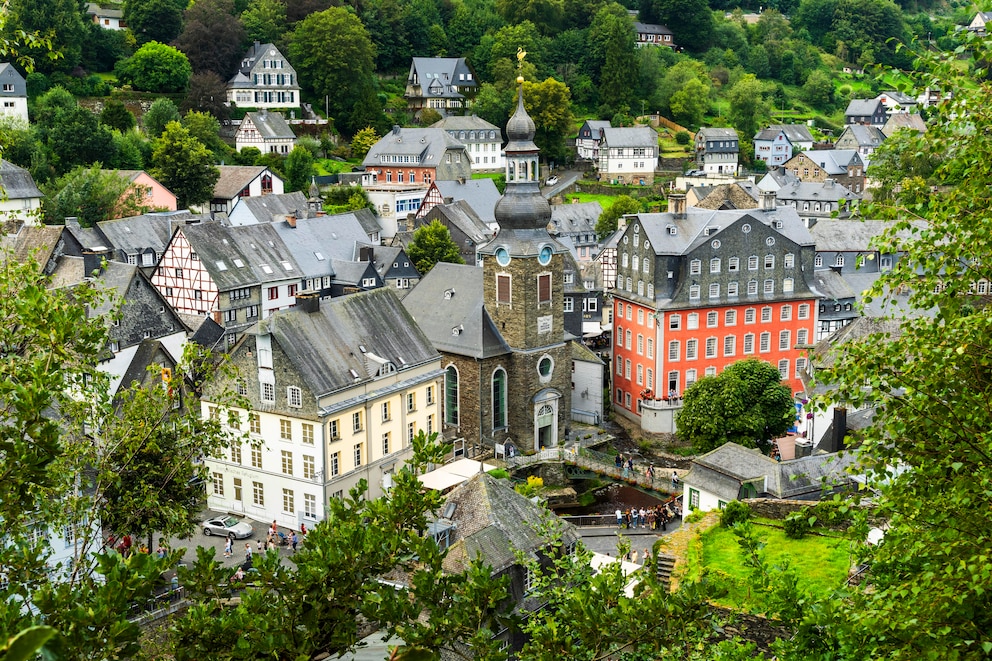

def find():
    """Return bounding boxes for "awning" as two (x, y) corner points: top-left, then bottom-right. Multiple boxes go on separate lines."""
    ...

(583, 321), (604, 336)
(417, 458), (496, 492)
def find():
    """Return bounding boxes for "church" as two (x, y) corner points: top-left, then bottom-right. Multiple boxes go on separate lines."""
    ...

(401, 79), (572, 453)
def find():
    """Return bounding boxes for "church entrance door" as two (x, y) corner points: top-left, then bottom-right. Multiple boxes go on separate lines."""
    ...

(536, 404), (554, 449)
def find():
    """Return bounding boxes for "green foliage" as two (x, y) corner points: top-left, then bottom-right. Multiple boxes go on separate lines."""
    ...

(283, 145), (315, 193)
(676, 359), (795, 453)
(5, 0), (87, 73)
(495, 0), (563, 35)
(515, 474), (545, 497)
(181, 110), (226, 155)
(588, 3), (637, 113)
(349, 126), (381, 159)
(418, 107), (442, 126)
(727, 74), (771, 144)
(42, 164), (152, 226)
(675, 129), (691, 145)
(173, 0), (246, 78)
(151, 121), (220, 208)
(408, 219), (465, 274)
(124, 0), (186, 46)
(115, 41), (192, 93)
(2, 626), (57, 661)
(241, 0), (288, 44)
(182, 72), (231, 121)
(522, 78), (574, 163)
(142, 97), (181, 138)
(782, 511), (812, 539)
(596, 195), (640, 240)
(100, 99), (136, 133)
(486, 468), (509, 479)
(642, 0), (714, 53)
(41, 102), (118, 177)
(81, 21), (130, 73)
(720, 500), (752, 527)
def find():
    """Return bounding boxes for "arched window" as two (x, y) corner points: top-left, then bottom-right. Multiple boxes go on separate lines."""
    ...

(445, 365), (459, 425)
(492, 368), (507, 429)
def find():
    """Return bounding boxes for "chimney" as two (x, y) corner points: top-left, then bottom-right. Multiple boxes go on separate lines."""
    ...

(392, 125), (401, 135)
(65, 216), (81, 230)
(824, 178), (835, 188)
(668, 193), (686, 217)
(617, 214), (629, 231)
(82, 248), (109, 276)
(760, 190), (777, 211)
(295, 290), (320, 314)
(286, 213), (297, 228)
(823, 407), (847, 453)
(359, 246), (373, 262)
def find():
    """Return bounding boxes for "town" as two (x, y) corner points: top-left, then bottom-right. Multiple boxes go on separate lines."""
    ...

(0, 0), (990, 659)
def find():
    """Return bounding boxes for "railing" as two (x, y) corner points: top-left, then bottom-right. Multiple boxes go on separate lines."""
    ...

(128, 586), (188, 626)
(506, 446), (680, 496)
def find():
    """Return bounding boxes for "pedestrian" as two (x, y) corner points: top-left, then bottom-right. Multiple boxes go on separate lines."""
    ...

(156, 541), (167, 559)
(291, 531), (298, 552)
(647, 464), (655, 481)
(643, 548), (651, 564)
(245, 542), (253, 564)
(614, 454), (623, 469)
(627, 457), (634, 472)
(257, 539), (264, 553)
(267, 538), (276, 551)
(639, 508), (647, 529)
(631, 549), (639, 564)
(615, 508), (623, 528)
(300, 523), (307, 536)
(671, 470), (679, 489)
(270, 520), (278, 537)
(647, 509), (656, 530)
(224, 537), (233, 558)
(232, 567), (245, 582)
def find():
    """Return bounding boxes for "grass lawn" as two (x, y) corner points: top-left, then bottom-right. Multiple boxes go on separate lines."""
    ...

(315, 159), (358, 175)
(565, 191), (623, 208)
(687, 518), (852, 611)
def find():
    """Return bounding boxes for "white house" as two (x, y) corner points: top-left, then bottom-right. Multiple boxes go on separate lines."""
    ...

(210, 166), (285, 215)
(575, 120), (611, 161)
(0, 159), (42, 224)
(571, 342), (604, 425)
(202, 288), (442, 527)
(235, 110), (296, 154)
(0, 64), (28, 123)
(430, 115), (504, 172)
(597, 126), (657, 185)
(85, 2), (125, 29)
(227, 42), (300, 110)
(695, 128), (739, 176)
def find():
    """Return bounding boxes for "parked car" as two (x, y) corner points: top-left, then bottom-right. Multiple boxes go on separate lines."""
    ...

(203, 515), (254, 539)
(545, 175), (559, 186)
(685, 169), (706, 177)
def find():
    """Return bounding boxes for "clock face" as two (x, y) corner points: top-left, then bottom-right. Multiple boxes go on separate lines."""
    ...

(495, 247), (511, 266)
(538, 245), (553, 265)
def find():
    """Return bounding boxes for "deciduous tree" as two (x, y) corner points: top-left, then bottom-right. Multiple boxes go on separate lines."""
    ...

(151, 121), (220, 208)
(124, 0), (186, 46)
(100, 99), (136, 133)
(522, 77), (574, 164)
(5, 0), (87, 73)
(588, 3), (637, 114)
(115, 41), (192, 93)
(42, 164), (152, 226)
(595, 194), (640, 240)
(349, 126), (380, 159)
(408, 219), (465, 273)
(173, 0), (247, 78)
(241, 0), (288, 44)
(283, 145), (314, 193)
(142, 97), (181, 138)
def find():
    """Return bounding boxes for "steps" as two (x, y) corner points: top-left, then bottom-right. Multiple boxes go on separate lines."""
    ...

(655, 552), (676, 592)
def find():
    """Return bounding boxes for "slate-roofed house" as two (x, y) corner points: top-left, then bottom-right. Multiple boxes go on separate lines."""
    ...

(571, 341), (605, 424)
(811, 268), (859, 340)
(227, 41), (300, 109)
(404, 57), (478, 117)
(86, 3), (125, 29)
(881, 113), (926, 138)
(228, 191), (312, 226)
(416, 200), (493, 266)
(695, 128), (740, 176)
(432, 178), (501, 229)
(752, 124), (814, 168)
(687, 181), (761, 210)
(431, 115), (504, 172)
(598, 126), (658, 184)
(575, 120), (612, 161)
(236, 110), (296, 154)
(329, 258), (382, 296)
(96, 211), (197, 270)
(549, 201), (603, 262)
(969, 10), (992, 33)
(875, 90), (917, 114)
(833, 125), (886, 161)
(0, 224), (68, 275)
(683, 442), (857, 511)
(202, 287), (443, 526)
(107, 169), (177, 211)
(0, 63), (29, 122)
(364, 245), (421, 293)
(773, 178), (859, 228)
(0, 159), (42, 223)
(632, 20), (675, 47)
(844, 98), (887, 127)
(781, 150), (865, 193)
(363, 126), (472, 186)
(210, 166), (284, 214)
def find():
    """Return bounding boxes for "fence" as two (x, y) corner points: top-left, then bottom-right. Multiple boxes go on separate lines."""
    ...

(506, 446), (680, 497)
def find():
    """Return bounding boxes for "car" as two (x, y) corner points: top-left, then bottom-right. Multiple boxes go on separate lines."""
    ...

(686, 169), (706, 177)
(545, 175), (559, 186)
(203, 515), (254, 539)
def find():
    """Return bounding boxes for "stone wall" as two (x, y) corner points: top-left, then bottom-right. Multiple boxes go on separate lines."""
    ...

(741, 498), (814, 521)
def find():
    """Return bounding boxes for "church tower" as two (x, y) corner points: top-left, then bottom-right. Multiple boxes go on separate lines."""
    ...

(478, 71), (571, 451)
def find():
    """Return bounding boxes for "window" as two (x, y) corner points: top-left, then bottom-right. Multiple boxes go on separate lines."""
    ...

(798, 303), (810, 320)
(492, 369), (507, 429)
(748, 280), (758, 295)
(779, 330), (791, 350)
(637, 334), (644, 355)
(625, 329), (632, 349)
(268, 286), (279, 300)
(690, 259), (701, 274)
(564, 297), (573, 312)
(538, 273), (551, 304)
(798, 328), (808, 345)
(815, 254), (823, 267)
(426, 386), (435, 405)
(302, 423), (313, 445)
(689, 488), (700, 509)
(406, 392), (416, 412)
(729, 257), (740, 272)
(496, 274), (511, 304)
(636, 364), (643, 385)
(728, 281), (739, 297)
(668, 340), (679, 361)
(212, 472), (224, 496)
(748, 255), (759, 270)
(795, 357), (807, 378)
(616, 326), (624, 346)
(760, 332), (771, 353)
(710, 258), (721, 273)
(724, 335), (736, 356)
(330, 452), (340, 476)
(669, 314), (681, 330)
(280, 419), (292, 440)
(765, 255), (775, 269)
(783, 278), (794, 293)
(445, 366), (459, 425)
(761, 306), (772, 322)
(303, 454), (315, 479)
(689, 285), (700, 300)
(625, 360), (631, 378)
(647, 338), (653, 358)
(382, 432), (391, 455)
(745, 308), (756, 324)
(261, 382), (275, 403)
(835, 255), (845, 267)
(764, 279), (775, 294)
(725, 310), (737, 326)
(686, 369), (697, 387)
(705, 337), (717, 358)
(707, 311), (718, 327)
(354, 443), (363, 467)
(281, 450), (293, 475)
(709, 283), (720, 298)
(253, 481), (264, 506)
(352, 411), (363, 432)
(251, 444), (262, 468)
(744, 333), (754, 354)
(686, 339), (698, 359)
(784, 253), (795, 268)
(231, 443), (242, 464)
(330, 419), (340, 439)
(381, 401), (391, 422)
(638, 309), (644, 325)
(778, 359), (789, 378)
(781, 304), (792, 321)
(305, 493), (317, 518)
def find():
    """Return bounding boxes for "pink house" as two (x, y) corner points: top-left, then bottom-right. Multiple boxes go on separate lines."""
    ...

(111, 170), (178, 212)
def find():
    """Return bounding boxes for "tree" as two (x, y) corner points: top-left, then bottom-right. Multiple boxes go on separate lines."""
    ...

(81, 20), (129, 73)
(418, 108), (442, 126)
(124, 0), (186, 46)
(46, 105), (118, 176)
(595, 195), (640, 240)
(241, 0), (288, 44)
(657, 60), (711, 120)
(676, 358), (794, 453)
(495, 0), (563, 35)
(801, 69), (835, 108)
(289, 7), (382, 137)
(5, 0), (87, 73)
(522, 78), (574, 164)
(42, 164), (152, 226)
(408, 219), (465, 273)
(588, 4), (637, 114)
(726, 74), (770, 145)
(642, 0), (714, 53)
(142, 97), (181, 138)
(283, 145), (314, 192)
(151, 121), (220, 209)
(115, 41), (192, 93)
(181, 72), (230, 121)
(173, 0), (246, 78)
(669, 77), (709, 128)
(100, 99), (136, 133)
(349, 126), (380, 159)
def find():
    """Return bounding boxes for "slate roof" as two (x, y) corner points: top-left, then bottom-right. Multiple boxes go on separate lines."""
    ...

(633, 21), (673, 35)
(0, 159), (41, 200)
(401, 262), (511, 359)
(253, 287), (439, 398)
(774, 179), (859, 204)
(572, 339), (603, 364)
(189, 315), (226, 351)
(270, 216), (359, 279)
(808, 316), (903, 372)
(176, 223), (258, 291)
(0, 224), (63, 269)
(440, 472), (580, 574)
(685, 442), (858, 502)
(243, 111), (295, 140)
(579, 120), (611, 137)
(329, 258), (377, 287)
(772, 124), (814, 144)
(813, 269), (857, 301)
(430, 114), (500, 133)
(427, 200), (492, 244)
(845, 98), (883, 116)
(692, 182), (761, 210)
(97, 211), (190, 256)
(838, 124), (886, 147)
(434, 178), (500, 226)
(550, 202), (602, 237)
(808, 219), (912, 251)
(351, 208), (382, 238)
(408, 57), (477, 100)
(363, 127), (466, 168)
(0, 63), (26, 97)
(798, 150), (862, 174)
(600, 126), (657, 148)
(214, 166), (270, 200)
(229, 191), (310, 225)
(881, 113), (926, 137)
(697, 127), (739, 144)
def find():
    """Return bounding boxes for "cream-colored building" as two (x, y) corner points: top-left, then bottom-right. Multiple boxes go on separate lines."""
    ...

(202, 288), (442, 528)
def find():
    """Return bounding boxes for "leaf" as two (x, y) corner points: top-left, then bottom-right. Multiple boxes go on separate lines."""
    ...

(3, 626), (58, 661)
(390, 646), (437, 661)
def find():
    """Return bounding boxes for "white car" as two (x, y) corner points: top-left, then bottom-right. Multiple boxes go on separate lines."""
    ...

(545, 175), (559, 186)
(203, 515), (254, 539)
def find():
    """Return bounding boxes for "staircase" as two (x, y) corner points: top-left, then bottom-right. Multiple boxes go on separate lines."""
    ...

(655, 552), (676, 592)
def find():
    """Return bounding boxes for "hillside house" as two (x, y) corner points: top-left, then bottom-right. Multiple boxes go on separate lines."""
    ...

(431, 115), (504, 172)
(0, 63), (28, 123)
(695, 128), (740, 176)
(227, 42), (300, 110)
(598, 126), (658, 185)
(404, 57), (478, 118)
(235, 110), (296, 154)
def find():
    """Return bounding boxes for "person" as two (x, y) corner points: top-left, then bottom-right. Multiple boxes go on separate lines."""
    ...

(156, 542), (167, 559)
(616, 508), (623, 528)
(270, 520), (278, 537)
(300, 523), (307, 536)
(224, 537), (233, 558)
(267, 538), (276, 551)
(245, 542), (253, 563)
(257, 539), (264, 553)
(614, 454), (623, 469)
(647, 464), (655, 481)
(672, 471), (679, 489)
(291, 531), (298, 552)
(647, 509), (656, 530)
(627, 457), (634, 473)
(668, 388), (677, 403)
(639, 508), (647, 529)
(631, 549), (639, 564)
(643, 548), (651, 564)
(232, 567), (245, 582)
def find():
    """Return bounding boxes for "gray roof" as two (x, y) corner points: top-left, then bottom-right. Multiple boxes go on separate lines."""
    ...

(632, 21), (673, 35)
(233, 42), (297, 79)
(798, 150), (862, 174)
(426, 200), (491, 244)
(838, 124), (886, 147)
(0, 63), (26, 97)
(254, 287), (438, 398)
(351, 208), (382, 238)
(430, 114), (500, 133)
(214, 166), (271, 200)
(809, 218), (917, 252)
(409, 57), (477, 100)
(401, 262), (510, 359)
(600, 126), (657, 149)
(243, 111), (295, 140)
(97, 211), (190, 256)
(224, 223), (302, 285)
(0, 224), (64, 270)
(434, 178), (500, 226)
(580, 120), (612, 136)
(0, 160), (41, 200)
(774, 179), (859, 204)
(878, 90), (916, 106)
(697, 127), (739, 140)
(441, 472), (579, 574)
(270, 215), (372, 278)
(771, 124), (814, 144)
(86, 3), (123, 19)
(363, 127), (468, 168)
(845, 98), (883, 117)
(881, 113), (926, 137)
(229, 191), (311, 225)
(571, 340), (603, 365)
(813, 269), (857, 301)
(174, 223), (258, 290)
(686, 442), (858, 500)
(550, 202), (602, 236)
(329, 258), (377, 287)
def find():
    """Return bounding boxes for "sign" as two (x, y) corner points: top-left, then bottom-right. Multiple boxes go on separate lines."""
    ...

(537, 315), (552, 334)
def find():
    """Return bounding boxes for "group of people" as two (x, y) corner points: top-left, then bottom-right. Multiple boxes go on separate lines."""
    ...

(107, 534), (168, 558)
(614, 499), (680, 531)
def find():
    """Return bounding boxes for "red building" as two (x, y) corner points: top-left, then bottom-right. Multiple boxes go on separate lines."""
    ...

(612, 193), (818, 423)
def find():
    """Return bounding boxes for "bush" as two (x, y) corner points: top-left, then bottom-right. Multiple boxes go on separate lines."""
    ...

(783, 510), (814, 539)
(684, 508), (705, 524)
(487, 468), (509, 480)
(720, 500), (752, 527)
(675, 130), (691, 145)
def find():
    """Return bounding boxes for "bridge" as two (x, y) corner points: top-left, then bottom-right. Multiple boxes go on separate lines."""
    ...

(506, 446), (681, 498)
